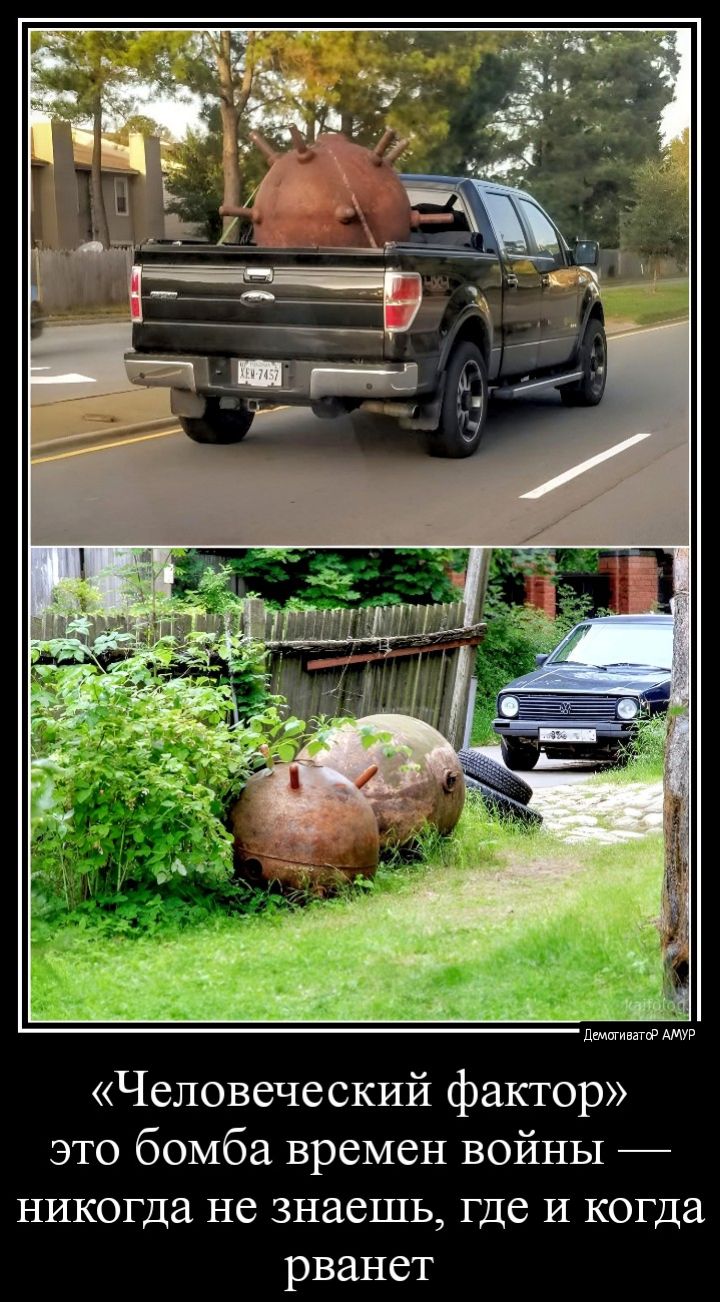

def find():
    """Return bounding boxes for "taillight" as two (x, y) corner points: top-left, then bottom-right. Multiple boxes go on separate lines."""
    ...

(130, 264), (142, 322)
(383, 270), (422, 332)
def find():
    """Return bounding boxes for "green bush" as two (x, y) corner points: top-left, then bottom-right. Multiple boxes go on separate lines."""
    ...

(472, 605), (559, 743)
(50, 577), (104, 616)
(30, 626), (281, 908)
(174, 548), (468, 610)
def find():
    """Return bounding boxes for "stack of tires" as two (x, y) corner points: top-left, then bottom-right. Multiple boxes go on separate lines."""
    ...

(456, 748), (542, 827)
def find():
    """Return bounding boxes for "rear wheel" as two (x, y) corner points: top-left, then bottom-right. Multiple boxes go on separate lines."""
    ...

(500, 738), (540, 771)
(425, 341), (488, 458)
(560, 318), (607, 406)
(179, 398), (254, 444)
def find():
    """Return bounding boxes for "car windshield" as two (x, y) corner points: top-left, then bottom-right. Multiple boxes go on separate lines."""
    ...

(548, 622), (673, 670)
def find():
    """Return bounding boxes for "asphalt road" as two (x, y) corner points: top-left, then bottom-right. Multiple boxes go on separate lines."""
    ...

(31, 321), (689, 546)
(31, 322), (132, 404)
(475, 744), (603, 792)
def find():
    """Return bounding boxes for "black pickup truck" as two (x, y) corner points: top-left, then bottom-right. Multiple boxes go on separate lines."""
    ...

(124, 174), (606, 458)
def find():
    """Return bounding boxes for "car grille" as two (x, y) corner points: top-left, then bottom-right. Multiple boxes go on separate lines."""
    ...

(515, 693), (620, 721)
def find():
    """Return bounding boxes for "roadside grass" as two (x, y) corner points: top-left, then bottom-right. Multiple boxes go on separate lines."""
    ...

(587, 715), (666, 788)
(603, 279), (688, 326)
(31, 798), (678, 1024)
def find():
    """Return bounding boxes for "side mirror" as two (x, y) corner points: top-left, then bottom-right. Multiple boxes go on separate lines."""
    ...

(535, 653), (548, 667)
(574, 240), (599, 268)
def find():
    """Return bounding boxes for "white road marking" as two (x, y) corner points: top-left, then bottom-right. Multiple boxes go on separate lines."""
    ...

(520, 432), (653, 499)
(31, 373), (96, 386)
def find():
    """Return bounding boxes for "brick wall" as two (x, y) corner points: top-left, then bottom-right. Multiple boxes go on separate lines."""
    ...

(599, 553), (659, 613)
(524, 575), (557, 618)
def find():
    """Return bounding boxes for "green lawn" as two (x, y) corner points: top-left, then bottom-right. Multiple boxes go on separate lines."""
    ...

(32, 802), (678, 1024)
(603, 279), (689, 326)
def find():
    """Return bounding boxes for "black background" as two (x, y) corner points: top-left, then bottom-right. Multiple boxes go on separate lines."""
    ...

(15, 1028), (710, 1284)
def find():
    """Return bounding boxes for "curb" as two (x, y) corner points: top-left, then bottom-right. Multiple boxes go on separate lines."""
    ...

(32, 417), (179, 456)
(45, 315), (128, 328)
(605, 315), (688, 336)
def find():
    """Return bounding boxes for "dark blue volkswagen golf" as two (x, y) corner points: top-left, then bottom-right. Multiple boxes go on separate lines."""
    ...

(492, 614), (673, 770)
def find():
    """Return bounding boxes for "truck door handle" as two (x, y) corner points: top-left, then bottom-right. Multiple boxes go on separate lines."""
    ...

(541, 272), (551, 287)
(505, 272), (518, 289)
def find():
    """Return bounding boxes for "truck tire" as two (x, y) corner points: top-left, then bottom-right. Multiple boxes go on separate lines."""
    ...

(425, 341), (488, 458)
(501, 738), (540, 771)
(464, 775), (543, 826)
(560, 318), (607, 406)
(179, 399), (254, 444)
(457, 747), (532, 805)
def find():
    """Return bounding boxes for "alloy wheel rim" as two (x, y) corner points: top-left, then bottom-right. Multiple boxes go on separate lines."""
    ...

(589, 334), (606, 392)
(456, 361), (484, 440)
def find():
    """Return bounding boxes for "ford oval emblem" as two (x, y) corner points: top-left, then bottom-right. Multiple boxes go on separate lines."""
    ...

(240, 290), (275, 304)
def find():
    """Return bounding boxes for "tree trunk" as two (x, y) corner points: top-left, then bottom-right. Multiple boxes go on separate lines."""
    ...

(661, 547), (689, 1011)
(217, 30), (242, 235)
(340, 111), (354, 137)
(91, 98), (110, 248)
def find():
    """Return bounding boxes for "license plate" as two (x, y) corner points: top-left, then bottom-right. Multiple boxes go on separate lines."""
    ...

(539, 728), (597, 743)
(236, 359), (283, 387)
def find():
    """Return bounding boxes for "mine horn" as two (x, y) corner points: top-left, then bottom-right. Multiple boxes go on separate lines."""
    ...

(250, 130), (280, 166)
(289, 125), (315, 160)
(372, 127), (396, 165)
(384, 136), (409, 166)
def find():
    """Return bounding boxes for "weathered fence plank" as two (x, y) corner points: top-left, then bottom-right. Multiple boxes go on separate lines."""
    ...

(31, 597), (484, 745)
(36, 247), (133, 313)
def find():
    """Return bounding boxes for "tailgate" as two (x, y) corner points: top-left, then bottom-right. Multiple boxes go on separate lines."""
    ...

(132, 244), (388, 361)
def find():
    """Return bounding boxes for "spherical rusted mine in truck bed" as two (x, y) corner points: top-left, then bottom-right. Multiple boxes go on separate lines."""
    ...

(229, 761), (380, 894)
(298, 714), (466, 848)
(249, 130), (413, 248)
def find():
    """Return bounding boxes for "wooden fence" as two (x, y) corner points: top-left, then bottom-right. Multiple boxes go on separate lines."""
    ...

(33, 247), (132, 313)
(31, 598), (486, 747)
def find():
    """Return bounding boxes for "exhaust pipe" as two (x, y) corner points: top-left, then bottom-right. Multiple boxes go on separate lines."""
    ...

(360, 400), (419, 419)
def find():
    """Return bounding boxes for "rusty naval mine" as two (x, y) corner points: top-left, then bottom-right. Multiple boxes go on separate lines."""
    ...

(230, 760), (380, 894)
(298, 714), (466, 849)
(219, 126), (454, 248)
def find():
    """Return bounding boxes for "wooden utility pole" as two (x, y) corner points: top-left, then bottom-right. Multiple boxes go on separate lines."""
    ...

(661, 547), (690, 1011)
(447, 548), (490, 748)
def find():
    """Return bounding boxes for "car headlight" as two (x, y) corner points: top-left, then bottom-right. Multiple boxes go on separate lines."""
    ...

(617, 697), (639, 720)
(500, 695), (519, 718)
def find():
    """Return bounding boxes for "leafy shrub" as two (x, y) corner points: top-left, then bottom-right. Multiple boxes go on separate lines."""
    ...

(30, 630), (397, 924)
(50, 577), (104, 616)
(30, 624), (282, 906)
(174, 548), (467, 610)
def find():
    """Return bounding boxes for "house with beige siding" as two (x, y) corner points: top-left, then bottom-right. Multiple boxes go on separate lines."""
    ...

(31, 120), (165, 249)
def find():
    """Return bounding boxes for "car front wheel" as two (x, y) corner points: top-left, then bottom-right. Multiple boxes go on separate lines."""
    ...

(560, 318), (607, 407)
(179, 398), (254, 444)
(500, 738), (540, 771)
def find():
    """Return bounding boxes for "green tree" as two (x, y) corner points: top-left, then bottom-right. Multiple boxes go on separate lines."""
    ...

(495, 31), (679, 245)
(107, 113), (174, 144)
(31, 30), (141, 247)
(258, 29), (513, 169)
(133, 30), (261, 232)
(164, 126), (224, 240)
(623, 132), (689, 282)
(164, 107), (269, 241)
